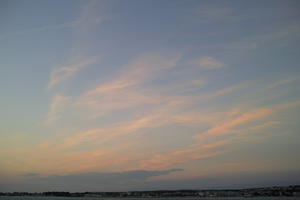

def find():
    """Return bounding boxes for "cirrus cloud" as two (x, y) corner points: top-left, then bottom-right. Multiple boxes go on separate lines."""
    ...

(189, 56), (224, 69)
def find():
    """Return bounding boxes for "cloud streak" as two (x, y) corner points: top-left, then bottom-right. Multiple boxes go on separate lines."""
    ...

(62, 113), (169, 148)
(48, 58), (97, 89)
(84, 53), (180, 95)
(137, 99), (300, 171)
(267, 76), (300, 89)
(73, 53), (180, 117)
(45, 94), (70, 124)
(139, 140), (229, 170)
(189, 56), (224, 69)
(195, 107), (273, 139)
(2, 0), (109, 38)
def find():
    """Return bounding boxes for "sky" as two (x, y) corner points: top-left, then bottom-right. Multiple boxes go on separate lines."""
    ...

(0, 0), (300, 192)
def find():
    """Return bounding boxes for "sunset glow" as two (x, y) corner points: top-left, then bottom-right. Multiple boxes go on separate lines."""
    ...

(0, 0), (300, 192)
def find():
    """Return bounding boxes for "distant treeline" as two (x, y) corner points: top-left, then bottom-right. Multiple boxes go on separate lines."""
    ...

(1, 185), (300, 197)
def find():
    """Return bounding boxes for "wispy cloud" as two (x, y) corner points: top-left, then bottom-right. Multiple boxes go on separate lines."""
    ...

(192, 6), (237, 24)
(45, 94), (70, 124)
(60, 81), (252, 149)
(189, 56), (224, 70)
(84, 53), (180, 96)
(72, 54), (238, 121)
(61, 113), (169, 149)
(138, 98), (300, 170)
(45, 0), (109, 91)
(1, 0), (110, 39)
(198, 82), (249, 101)
(40, 79), (280, 173)
(139, 140), (228, 170)
(74, 53), (180, 116)
(18, 21), (80, 34)
(267, 76), (300, 89)
(48, 58), (97, 89)
(0, 20), (79, 40)
(254, 23), (300, 44)
(45, 0), (109, 126)
(194, 107), (273, 139)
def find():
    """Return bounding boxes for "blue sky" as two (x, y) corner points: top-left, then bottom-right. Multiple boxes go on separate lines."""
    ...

(0, 0), (300, 192)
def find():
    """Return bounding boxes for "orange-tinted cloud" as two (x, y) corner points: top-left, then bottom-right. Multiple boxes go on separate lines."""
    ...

(194, 107), (273, 141)
(139, 140), (229, 170)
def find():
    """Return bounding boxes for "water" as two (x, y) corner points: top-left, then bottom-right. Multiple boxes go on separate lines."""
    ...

(1, 197), (300, 200)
